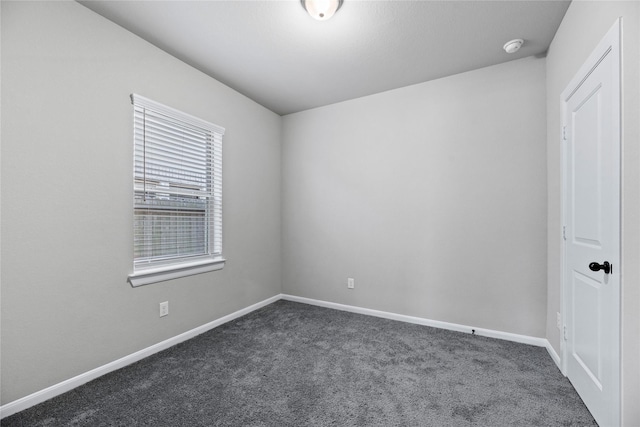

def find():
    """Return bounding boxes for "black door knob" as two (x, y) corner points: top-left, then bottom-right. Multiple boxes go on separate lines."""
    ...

(589, 261), (611, 274)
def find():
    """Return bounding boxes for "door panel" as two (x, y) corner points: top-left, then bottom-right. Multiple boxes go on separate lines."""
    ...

(572, 87), (603, 245)
(572, 271), (601, 387)
(562, 19), (620, 427)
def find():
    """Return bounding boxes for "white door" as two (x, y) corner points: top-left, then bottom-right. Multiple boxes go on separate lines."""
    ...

(562, 19), (620, 427)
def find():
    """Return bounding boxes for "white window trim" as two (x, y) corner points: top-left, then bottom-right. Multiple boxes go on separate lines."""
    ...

(128, 94), (225, 287)
(128, 257), (225, 287)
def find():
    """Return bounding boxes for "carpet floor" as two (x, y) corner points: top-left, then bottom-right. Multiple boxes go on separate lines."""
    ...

(2, 300), (597, 426)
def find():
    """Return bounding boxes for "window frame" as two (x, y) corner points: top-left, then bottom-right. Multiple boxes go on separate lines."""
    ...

(127, 94), (225, 287)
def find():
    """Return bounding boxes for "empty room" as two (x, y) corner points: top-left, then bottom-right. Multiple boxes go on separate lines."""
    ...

(1, 0), (639, 425)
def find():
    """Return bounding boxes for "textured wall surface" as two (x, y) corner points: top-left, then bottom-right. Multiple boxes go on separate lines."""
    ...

(282, 57), (547, 338)
(1, 1), (282, 404)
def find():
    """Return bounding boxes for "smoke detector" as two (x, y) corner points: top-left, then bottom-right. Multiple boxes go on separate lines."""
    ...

(503, 39), (524, 54)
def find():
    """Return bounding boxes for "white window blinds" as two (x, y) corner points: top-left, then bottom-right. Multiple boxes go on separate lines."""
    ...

(131, 94), (224, 276)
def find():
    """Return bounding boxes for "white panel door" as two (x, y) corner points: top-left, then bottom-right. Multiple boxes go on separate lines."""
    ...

(562, 20), (620, 427)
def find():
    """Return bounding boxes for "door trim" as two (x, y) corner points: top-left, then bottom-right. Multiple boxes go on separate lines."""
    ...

(560, 18), (621, 426)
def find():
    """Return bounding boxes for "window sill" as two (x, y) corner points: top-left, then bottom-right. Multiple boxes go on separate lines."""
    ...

(128, 258), (225, 287)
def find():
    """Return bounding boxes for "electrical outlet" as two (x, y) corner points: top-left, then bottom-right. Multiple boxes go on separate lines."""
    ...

(160, 301), (169, 317)
(347, 278), (355, 289)
(556, 312), (561, 329)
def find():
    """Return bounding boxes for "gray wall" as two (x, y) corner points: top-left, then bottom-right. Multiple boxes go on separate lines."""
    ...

(1, 1), (282, 404)
(282, 57), (547, 338)
(545, 2), (640, 424)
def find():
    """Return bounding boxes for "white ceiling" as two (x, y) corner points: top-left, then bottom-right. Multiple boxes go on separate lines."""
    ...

(79, 0), (570, 115)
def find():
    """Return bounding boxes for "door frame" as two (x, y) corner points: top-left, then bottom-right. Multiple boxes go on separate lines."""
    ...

(560, 17), (621, 426)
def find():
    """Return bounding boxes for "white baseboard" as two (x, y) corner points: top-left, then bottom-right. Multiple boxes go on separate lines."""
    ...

(2, 293), (560, 419)
(0, 294), (280, 419)
(281, 294), (549, 348)
(545, 341), (562, 371)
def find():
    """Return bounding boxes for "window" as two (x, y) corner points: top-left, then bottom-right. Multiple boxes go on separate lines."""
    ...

(127, 94), (225, 287)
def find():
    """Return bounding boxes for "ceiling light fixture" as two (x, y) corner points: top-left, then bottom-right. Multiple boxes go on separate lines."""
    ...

(301, 0), (343, 21)
(503, 39), (524, 54)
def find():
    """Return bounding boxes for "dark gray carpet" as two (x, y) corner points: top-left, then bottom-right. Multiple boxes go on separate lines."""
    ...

(2, 300), (596, 426)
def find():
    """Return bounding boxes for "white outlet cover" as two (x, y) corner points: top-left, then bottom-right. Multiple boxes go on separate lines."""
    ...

(160, 301), (169, 317)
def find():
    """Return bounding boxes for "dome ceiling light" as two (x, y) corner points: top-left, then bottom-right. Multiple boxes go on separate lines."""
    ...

(301, 0), (344, 21)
